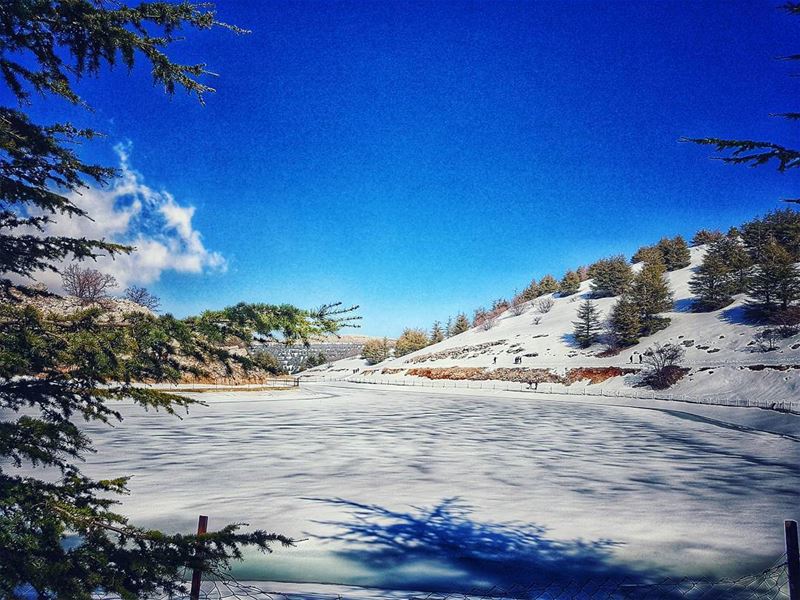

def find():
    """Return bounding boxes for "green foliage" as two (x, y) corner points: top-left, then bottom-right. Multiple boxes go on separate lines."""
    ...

(656, 236), (691, 270)
(746, 240), (800, 313)
(741, 209), (800, 262)
(0, 298), (353, 596)
(712, 234), (752, 294)
(362, 337), (392, 365)
(689, 250), (737, 311)
(572, 299), (602, 348)
(683, 6), (800, 192)
(588, 255), (633, 298)
(632, 237), (690, 270)
(394, 328), (430, 357)
(450, 313), (471, 335)
(559, 270), (581, 296)
(537, 274), (559, 294)
(631, 245), (663, 266)
(629, 261), (674, 329)
(518, 280), (541, 302)
(691, 229), (724, 246)
(301, 352), (327, 370)
(608, 296), (642, 347)
(0, 2), (359, 596)
(430, 321), (445, 344)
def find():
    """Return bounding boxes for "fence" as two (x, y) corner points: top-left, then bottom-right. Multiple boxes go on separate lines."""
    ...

(299, 375), (800, 414)
(91, 518), (799, 599)
(152, 377), (301, 390)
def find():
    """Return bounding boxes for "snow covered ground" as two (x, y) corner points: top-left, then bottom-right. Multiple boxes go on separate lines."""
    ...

(79, 383), (800, 597)
(303, 246), (800, 406)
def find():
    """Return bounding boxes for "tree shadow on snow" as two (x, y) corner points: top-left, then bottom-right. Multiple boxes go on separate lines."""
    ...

(304, 497), (684, 598)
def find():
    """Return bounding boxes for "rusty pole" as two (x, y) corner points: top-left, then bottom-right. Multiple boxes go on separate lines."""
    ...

(189, 515), (208, 600)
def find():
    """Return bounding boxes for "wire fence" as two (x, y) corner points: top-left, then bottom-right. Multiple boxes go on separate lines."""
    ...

(92, 556), (791, 599)
(299, 375), (800, 415)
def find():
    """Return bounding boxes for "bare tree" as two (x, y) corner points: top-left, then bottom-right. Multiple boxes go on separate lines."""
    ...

(480, 315), (498, 331)
(536, 297), (555, 313)
(509, 294), (527, 316)
(124, 286), (161, 312)
(61, 264), (118, 304)
(642, 342), (686, 389)
(754, 328), (780, 352)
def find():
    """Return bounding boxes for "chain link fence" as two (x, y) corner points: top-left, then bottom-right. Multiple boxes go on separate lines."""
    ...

(300, 375), (800, 414)
(92, 555), (790, 599)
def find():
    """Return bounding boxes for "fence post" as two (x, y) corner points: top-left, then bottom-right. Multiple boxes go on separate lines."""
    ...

(787, 520), (800, 600)
(189, 515), (208, 600)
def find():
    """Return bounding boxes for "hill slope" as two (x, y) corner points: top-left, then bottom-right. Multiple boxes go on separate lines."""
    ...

(304, 246), (800, 404)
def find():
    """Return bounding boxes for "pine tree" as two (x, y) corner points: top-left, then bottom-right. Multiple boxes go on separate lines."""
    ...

(712, 235), (752, 294)
(609, 296), (643, 347)
(572, 299), (602, 348)
(691, 229), (724, 246)
(0, 3), (360, 596)
(444, 316), (453, 337)
(559, 270), (581, 296)
(629, 260), (674, 334)
(519, 279), (541, 302)
(684, 5), (800, 205)
(362, 337), (392, 364)
(588, 255), (633, 297)
(689, 251), (736, 311)
(538, 274), (559, 294)
(430, 321), (445, 343)
(451, 313), (471, 335)
(395, 328), (430, 357)
(631, 245), (663, 265)
(656, 236), (691, 271)
(747, 240), (800, 314)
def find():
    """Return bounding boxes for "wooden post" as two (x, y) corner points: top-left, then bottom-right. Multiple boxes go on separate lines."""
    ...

(787, 520), (800, 600)
(189, 515), (208, 600)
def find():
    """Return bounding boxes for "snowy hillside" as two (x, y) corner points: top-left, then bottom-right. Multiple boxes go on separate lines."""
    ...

(304, 245), (800, 403)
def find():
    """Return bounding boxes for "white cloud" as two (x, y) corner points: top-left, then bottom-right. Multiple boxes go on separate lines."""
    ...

(25, 143), (226, 292)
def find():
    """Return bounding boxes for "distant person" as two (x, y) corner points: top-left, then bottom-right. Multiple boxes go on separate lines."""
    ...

(493, 356), (497, 365)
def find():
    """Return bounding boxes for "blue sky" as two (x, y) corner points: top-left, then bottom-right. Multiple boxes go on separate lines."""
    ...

(7, 1), (799, 336)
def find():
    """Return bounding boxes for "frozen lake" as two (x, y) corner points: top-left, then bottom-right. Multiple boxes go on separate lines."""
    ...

(80, 383), (800, 594)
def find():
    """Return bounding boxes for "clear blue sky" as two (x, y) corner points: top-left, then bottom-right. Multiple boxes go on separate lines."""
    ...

(10, 1), (800, 336)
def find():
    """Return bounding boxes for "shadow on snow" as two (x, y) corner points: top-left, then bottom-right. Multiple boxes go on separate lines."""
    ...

(303, 497), (682, 598)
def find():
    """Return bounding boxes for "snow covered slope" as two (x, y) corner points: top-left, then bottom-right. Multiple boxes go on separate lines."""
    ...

(304, 246), (800, 403)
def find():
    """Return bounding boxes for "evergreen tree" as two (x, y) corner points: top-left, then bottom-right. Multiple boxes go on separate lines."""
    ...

(559, 270), (581, 296)
(451, 313), (471, 335)
(362, 337), (392, 364)
(631, 245), (663, 265)
(657, 236), (691, 270)
(747, 240), (800, 313)
(629, 261), (674, 334)
(519, 279), (541, 302)
(588, 255), (633, 297)
(572, 299), (602, 348)
(709, 235), (752, 294)
(430, 321), (445, 343)
(609, 296), (643, 347)
(395, 328), (430, 357)
(0, 3), (360, 596)
(689, 251), (736, 311)
(685, 5), (800, 204)
(444, 316), (453, 337)
(691, 229), (724, 246)
(538, 274), (559, 294)
(576, 265), (590, 281)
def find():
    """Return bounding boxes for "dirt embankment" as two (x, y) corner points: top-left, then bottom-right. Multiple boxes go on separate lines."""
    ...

(403, 366), (637, 385)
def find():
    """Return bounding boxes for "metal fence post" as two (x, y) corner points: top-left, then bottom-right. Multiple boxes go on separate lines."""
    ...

(787, 520), (800, 600)
(190, 515), (208, 600)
